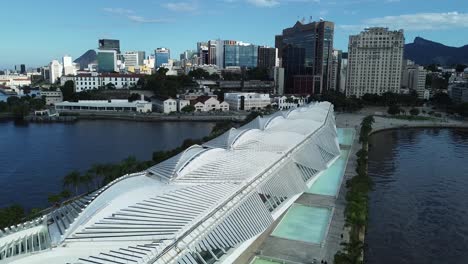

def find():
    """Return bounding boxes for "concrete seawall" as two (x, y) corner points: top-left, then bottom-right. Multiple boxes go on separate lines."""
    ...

(58, 112), (248, 122)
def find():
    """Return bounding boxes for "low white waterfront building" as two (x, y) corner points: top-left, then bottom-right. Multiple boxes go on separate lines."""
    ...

(152, 96), (178, 114)
(60, 73), (143, 92)
(274, 95), (307, 110)
(40, 90), (63, 106)
(55, 99), (152, 113)
(0, 102), (340, 264)
(191, 96), (229, 112)
(224, 92), (271, 111)
(0, 75), (31, 87)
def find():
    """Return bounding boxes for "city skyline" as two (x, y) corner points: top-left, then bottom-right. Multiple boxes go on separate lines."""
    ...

(2, 0), (468, 69)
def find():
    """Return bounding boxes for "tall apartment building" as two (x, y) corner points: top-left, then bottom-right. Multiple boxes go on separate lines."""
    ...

(49, 60), (63, 84)
(346, 27), (404, 97)
(155, 48), (170, 68)
(329, 50), (343, 91)
(339, 52), (348, 93)
(63, 55), (76, 76)
(276, 20), (335, 95)
(401, 60), (427, 99)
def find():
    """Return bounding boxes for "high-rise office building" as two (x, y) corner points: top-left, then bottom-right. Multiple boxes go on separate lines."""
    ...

(123, 51), (145, 67)
(208, 40), (217, 65)
(20, 64), (26, 75)
(401, 60), (427, 99)
(49, 60), (63, 84)
(155, 48), (170, 68)
(207, 40), (237, 69)
(258, 46), (278, 69)
(63, 55), (76, 76)
(97, 50), (118, 73)
(98, 39), (120, 54)
(330, 50), (343, 91)
(346, 27), (404, 97)
(224, 43), (258, 68)
(276, 20), (335, 95)
(197, 42), (209, 65)
(339, 52), (348, 93)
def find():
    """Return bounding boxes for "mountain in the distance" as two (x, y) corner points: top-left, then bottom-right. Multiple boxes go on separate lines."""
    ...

(404, 37), (468, 66)
(74, 50), (97, 70)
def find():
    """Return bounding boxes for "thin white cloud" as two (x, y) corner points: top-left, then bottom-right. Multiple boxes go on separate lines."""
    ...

(338, 12), (468, 32)
(103, 7), (169, 24)
(127, 16), (170, 23)
(162, 2), (198, 12)
(103, 8), (134, 15)
(225, 0), (319, 7)
(246, 0), (279, 7)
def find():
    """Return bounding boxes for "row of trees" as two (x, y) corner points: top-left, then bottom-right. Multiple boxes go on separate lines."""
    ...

(335, 116), (375, 264)
(139, 68), (196, 98)
(187, 67), (272, 82)
(310, 91), (423, 113)
(0, 95), (46, 119)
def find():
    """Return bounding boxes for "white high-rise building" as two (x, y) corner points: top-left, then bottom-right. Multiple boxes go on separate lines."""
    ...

(49, 60), (63, 84)
(346, 27), (405, 97)
(62, 55), (76, 76)
(339, 53), (348, 93)
(401, 60), (427, 99)
(123, 51), (145, 68)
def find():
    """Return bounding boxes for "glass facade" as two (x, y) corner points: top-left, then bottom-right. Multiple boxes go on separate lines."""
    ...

(224, 44), (258, 68)
(99, 39), (120, 53)
(155, 49), (170, 68)
(276, 21), (334, 95)
(97, 51), (116, 73)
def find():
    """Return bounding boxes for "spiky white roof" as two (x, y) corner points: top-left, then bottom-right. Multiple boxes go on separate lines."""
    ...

(1, 102), (340, 264)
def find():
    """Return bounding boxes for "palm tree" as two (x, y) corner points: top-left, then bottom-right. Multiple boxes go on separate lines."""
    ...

(63, 170), (81, 196)
(80, 172), (93, 193)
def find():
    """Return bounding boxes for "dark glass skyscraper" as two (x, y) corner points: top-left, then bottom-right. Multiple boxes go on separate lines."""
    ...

(257, 47), (277, 69)
(98, 39), (120, 54)
(276, 20), (334, 95)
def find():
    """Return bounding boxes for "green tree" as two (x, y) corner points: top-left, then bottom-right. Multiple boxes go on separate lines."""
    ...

(188, 69), (210, 79)
(387, 105), (401, 115)
(60, 190), (71, 200)
(455, 64), (467, 73)
(0, 101), (8, 112)
(0, 204), (25, 229)
(454, 103), (468, 117)
(181, 105), (195, 113)
(61, 80), (75, 101)
(80, 172), (94, 192)
(11, 103), (30, 119)
(47, 194), (61, 205)
(409, 108), (420, 116)
(128, 93), (141, 102)
(63, 170), (81, 195)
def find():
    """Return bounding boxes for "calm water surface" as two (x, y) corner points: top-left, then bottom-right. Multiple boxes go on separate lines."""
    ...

(365, 129), (468, 264)
(0, 120), (214, 209)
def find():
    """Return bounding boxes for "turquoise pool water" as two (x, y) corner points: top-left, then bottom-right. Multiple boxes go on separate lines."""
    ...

(307, 148), (351, 196)
(251, 257), (282, 264)
(271, 204), (331, 244)
(338, 128), (355, 146)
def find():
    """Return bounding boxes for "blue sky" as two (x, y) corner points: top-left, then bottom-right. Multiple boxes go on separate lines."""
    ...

(1, 0), (468, 69)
